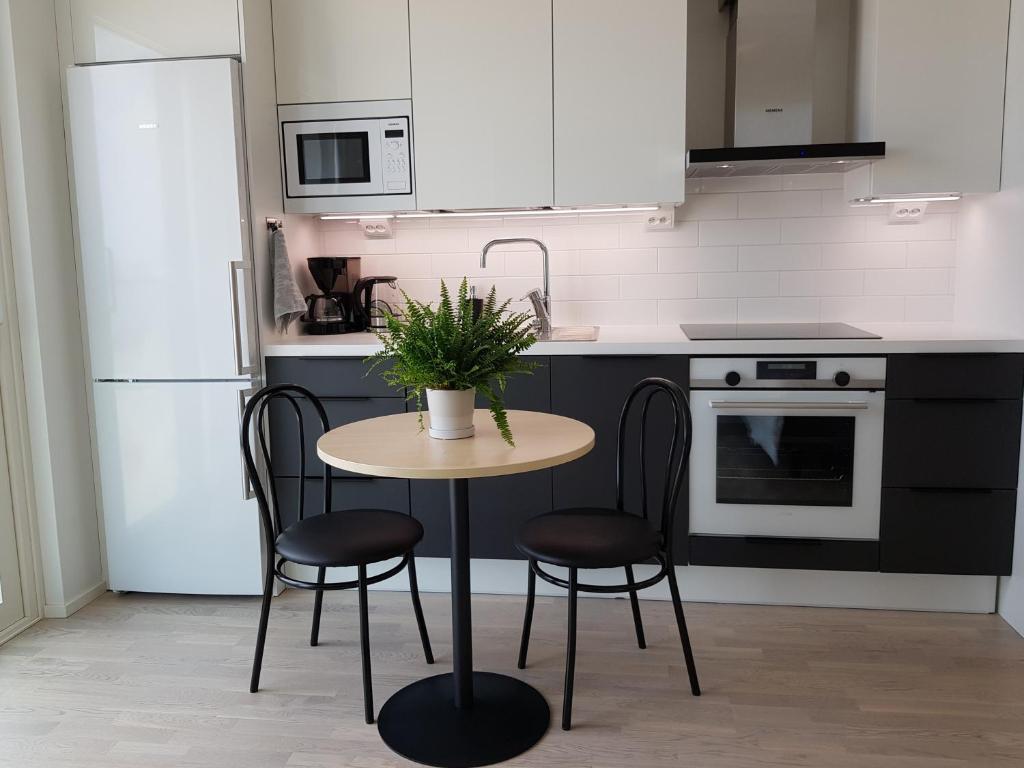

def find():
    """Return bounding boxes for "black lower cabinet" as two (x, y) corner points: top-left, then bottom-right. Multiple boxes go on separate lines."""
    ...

(410, 357), (552, 559)
(275, 477), (411, 528)
(265, 357), (410, 519)
(550, 355), (691, 563)
(880, 488), (1016, 575)
(689, 535), (879, 572)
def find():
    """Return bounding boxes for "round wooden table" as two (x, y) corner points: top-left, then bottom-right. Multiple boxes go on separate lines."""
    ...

(318, 409), (594, 768)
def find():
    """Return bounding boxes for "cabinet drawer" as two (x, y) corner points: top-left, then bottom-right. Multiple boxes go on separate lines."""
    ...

(275, 477), (410, 530)
(270, 397), (406, 477)
(266, 357), (400, 399)
(688, 535), (879, 572)
(882, 399), (1022, 489)
(880, 488), (1015, 575)
(886, 354), (1024, 400)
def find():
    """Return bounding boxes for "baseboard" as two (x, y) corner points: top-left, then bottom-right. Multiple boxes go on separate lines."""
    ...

(287, 559), (998, 614)
(43, 581), (107, 619)
(0, 614), (41, 646)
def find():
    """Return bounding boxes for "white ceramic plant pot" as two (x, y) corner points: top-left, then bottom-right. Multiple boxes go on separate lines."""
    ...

(426, 388), (476, 439)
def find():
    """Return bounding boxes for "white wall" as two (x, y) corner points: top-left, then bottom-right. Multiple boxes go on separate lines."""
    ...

(0, 0), (103, 617)
(293, 174), (959, 328)
(954, 0), (1024, 636)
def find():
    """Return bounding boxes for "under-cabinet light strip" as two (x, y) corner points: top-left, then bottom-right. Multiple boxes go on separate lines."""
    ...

(319, 205), (661, 222)
(851, 194), (961, 204)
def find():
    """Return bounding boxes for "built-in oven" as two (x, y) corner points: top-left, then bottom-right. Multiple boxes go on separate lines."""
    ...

(688, 357), (886, 541)
(279, 99), (414, 214)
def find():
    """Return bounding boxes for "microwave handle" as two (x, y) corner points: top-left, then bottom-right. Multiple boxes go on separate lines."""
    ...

(709, 401), (870, 411)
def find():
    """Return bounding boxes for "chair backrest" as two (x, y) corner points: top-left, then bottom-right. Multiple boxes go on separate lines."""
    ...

(240, 384), (332, 542)
(614, 377), (693, 556)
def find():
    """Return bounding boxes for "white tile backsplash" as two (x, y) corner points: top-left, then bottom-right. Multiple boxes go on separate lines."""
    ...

(738, 190), (822, 219)
(305, 189), (961, 325)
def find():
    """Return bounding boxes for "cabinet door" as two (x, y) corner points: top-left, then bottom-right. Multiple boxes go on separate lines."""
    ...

(271, 0), (411, 104)
(409, 0), (553, 209)
(550, 356), (690, 562)
(411, 358), (552, 559)
(552, 0), (687, 205)
(848, 0), (1009, 195)
(70, 0), (239, 63)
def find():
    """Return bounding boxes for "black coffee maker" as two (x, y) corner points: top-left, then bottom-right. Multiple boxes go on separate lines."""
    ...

(301, 257), (360, 335)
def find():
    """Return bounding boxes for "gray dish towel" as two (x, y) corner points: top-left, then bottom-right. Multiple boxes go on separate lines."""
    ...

(272, 228), (306, 333)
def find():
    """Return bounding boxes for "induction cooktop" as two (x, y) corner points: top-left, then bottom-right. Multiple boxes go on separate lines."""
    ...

(679, 322), (881, 340)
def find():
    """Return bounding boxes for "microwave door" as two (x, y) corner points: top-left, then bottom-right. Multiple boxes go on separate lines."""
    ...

(283, 119), (384, 197)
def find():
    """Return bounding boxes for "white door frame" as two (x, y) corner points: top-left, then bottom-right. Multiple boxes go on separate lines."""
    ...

(0, 121), (44, 645)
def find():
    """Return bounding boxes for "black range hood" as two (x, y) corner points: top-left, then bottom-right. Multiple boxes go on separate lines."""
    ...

(686, 142), (886, 178)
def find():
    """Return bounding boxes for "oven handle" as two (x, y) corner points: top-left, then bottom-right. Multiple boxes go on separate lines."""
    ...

(709, 400), (870, 411)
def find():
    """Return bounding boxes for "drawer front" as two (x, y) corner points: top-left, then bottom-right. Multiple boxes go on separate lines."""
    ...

(266, 356), (400, 399)
(275, 477), (411, 530)
(886, 354), (1024, 400)
(688, 535), (879, 572)
(270, 397), (406, 477)
(882, 399), (1022, 489)
(880, 488), (1016, 575)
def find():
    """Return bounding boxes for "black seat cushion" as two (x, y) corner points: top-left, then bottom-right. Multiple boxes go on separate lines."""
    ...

(515, 508), (659, 569)
(275, 509), (423, 567)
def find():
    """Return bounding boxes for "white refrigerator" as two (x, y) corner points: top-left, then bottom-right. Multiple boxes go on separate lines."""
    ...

(67, 58), (263, 594)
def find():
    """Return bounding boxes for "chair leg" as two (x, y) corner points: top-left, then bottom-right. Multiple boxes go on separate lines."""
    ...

(357, 565), (374, 724)
(667, 567), (701, 697)
(250, 561), (274, 693)
(562, 567), (579, 731)
(625, 565), (646, 650)
(517, 563), (537, 670)
(310, 566), (326, 647)
(406, 555), (434, 664)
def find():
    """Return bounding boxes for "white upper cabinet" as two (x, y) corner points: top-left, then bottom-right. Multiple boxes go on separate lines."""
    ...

(70, 0), (239, 63)
(409, 0), (553, 209)
(553, 0), (687, 206)
(847, 0), (1010, 198)
(272, 0), (411, 104)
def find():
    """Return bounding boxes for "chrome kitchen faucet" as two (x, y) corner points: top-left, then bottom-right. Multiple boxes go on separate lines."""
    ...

(480, 238), (551, 333)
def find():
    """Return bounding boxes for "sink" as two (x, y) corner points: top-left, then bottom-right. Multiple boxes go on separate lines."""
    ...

(535, 326), (600, 342)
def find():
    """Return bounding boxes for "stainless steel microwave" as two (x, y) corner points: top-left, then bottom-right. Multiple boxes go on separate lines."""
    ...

(279, 99), (415, 214)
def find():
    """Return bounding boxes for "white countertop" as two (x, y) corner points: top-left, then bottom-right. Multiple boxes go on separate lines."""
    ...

(263, 323), (1024, 357)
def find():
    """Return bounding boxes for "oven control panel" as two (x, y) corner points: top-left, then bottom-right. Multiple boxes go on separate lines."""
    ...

(690, 357), (886, 390)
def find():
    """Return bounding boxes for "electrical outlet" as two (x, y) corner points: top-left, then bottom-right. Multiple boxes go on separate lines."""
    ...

(888, 201), (928, 224)
(361, 218), (394, 238)
(644, 204), (675, 231)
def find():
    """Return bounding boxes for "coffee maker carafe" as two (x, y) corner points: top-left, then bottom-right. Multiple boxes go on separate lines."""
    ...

(301, 256), (359, 335)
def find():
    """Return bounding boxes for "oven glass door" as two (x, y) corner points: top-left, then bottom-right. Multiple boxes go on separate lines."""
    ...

(689, 389), (884, 539)
(283, 119), (384, 197)
(716, 414), (855, 506)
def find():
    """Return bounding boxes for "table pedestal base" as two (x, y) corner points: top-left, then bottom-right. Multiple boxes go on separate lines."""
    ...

(377, 672), (550, 768)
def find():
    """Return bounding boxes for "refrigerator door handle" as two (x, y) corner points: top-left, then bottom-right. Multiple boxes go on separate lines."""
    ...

(229, 260), (257, 377)
(238, 386), (257, 501)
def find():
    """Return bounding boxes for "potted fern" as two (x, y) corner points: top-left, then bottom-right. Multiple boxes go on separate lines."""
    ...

(367, 278), (537, 445)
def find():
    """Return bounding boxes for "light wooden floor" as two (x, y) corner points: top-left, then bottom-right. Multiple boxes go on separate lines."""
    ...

(2, 589), (1024, 768)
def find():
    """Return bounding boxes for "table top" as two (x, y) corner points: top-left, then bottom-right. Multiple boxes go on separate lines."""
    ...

(317, 409), (595, 480)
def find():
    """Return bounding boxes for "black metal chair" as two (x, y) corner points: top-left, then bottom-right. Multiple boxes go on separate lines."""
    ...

(514, 377), (700, 730)
(241, 384), (433, 724)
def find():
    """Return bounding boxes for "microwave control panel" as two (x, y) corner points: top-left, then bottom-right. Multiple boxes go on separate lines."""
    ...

(381, 118), (410, 193)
